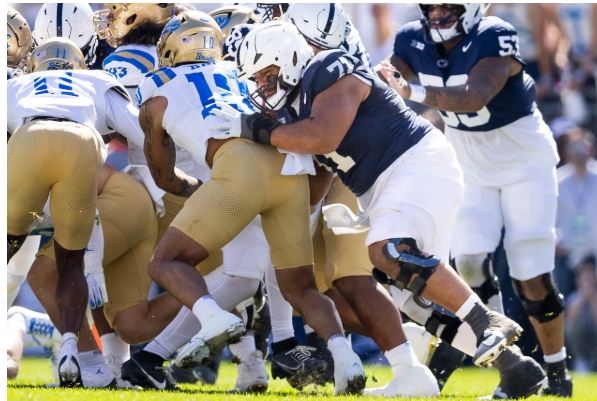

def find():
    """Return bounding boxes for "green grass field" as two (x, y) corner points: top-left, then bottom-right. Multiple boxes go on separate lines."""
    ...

(8, 357), (597, 400)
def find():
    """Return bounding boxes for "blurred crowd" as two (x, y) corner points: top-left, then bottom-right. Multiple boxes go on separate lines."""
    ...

(8, 2), (597, 373)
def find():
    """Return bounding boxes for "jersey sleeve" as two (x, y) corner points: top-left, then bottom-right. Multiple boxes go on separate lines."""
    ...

(474, 17), (524, 64)
(303, 50), (369, 96)
(135, 68), (177, 107)
(104, 89), (145, 149)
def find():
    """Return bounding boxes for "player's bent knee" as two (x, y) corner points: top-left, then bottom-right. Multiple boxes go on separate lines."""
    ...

(453, 253), (488, 285)
(372, 238), (439, 296)
(512, 273), (564, 323)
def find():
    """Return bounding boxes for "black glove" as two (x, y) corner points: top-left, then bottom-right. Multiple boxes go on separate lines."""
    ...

(240, 113), (282, 146)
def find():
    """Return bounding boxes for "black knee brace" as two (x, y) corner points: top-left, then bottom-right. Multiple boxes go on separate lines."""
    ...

(371, 238), (440, 295)
(424, 309), (463, 344)
(512, 273), (565, 323)
(473, 255), (501, 304)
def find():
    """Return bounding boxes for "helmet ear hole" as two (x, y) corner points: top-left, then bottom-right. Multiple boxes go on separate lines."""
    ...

(164, 50), (171, 59)
(292, 51), (297, 66)
(125, 14), (137, 25)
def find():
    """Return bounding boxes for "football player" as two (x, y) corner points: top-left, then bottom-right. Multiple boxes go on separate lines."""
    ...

(210, 20), (547, 398)
(7, 6), (32, 78)
(382, 4), (571, 397)
(135, 11), (366, 395)
(7, 37), (146, 387)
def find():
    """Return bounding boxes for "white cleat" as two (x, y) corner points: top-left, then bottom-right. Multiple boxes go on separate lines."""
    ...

(230, 350), (269, 393)
(104, 354), (137, 389)
(81, 363), (117, 388)
(365, 363), (440, 398)
(334, 350), (367, 395)
(402, 322), (440, 365)
(58, 351), (82, 387)
(174, 310), (245, 369)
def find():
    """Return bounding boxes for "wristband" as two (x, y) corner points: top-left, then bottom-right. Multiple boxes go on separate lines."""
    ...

(408, 84), (427, 103)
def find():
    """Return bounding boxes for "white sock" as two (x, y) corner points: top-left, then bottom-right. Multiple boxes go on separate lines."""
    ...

(100, 333), (130, 375)
(304, 324), (315, 335)
(544, 347), (567, 364)
(455, 294), (481, 320)
(385, 342), (419, 371)
(266, 263), (295, 342)
(78, 350), (105, 368)
(328, 334), (352, 362)
(192, 295), (223, 325)
(229, 333), (256, 363)
(145, 307), (201, 360)
(448, 322), (477, 357)
(60, 332), (78, 358)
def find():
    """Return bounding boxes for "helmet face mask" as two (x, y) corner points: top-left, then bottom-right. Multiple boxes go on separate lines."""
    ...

(235, 3), (289, 23)
(7, 6), (33, 67)
(156, 11), (223, 68)
(236, 21), (312, 113)
(93, 3), (175, 48)
(419, 3), (485, 43)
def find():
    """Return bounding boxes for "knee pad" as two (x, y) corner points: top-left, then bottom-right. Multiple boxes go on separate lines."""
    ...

(454, 253), (500, 304)
(512, 273), (564, 323)
(372, 238), (439, 296)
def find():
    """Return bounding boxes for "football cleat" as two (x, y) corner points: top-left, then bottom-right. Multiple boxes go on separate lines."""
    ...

(81, 364), (118, 389)
(333, 349), (367, 395)
(168, 364), (198, 384)
(306, 332), (335, 385)
(174, 310), (245, 369)
(402, 322), (440, 365)
(121, 354), (175, 390)
(543, 360), (573, 398)
(271, 346), (328, 390)
(364, 363), (440, 397)
(427, 340), (465, 391)
(493, 346), (547, 399)
(473, 312), (522, 367)
(194, 347), (223, 385)
(58, 352), (82, 388)
(230, 350), (269, 393)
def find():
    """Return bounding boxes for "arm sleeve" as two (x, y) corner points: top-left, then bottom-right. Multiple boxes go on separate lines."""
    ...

(84, 211), (104, 271)
(104, 89), (146, 149)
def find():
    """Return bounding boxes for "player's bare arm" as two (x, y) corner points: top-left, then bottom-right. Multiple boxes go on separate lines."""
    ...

(422, 56), (518, 112)
(270, 74), (370, 154)
(389, 55), (419, 83)
(140, 97), (201, 197)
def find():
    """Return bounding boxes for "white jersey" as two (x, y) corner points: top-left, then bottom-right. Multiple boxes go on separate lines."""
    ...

(103, 44), (158, 99)
(445, 108), (559, 187)
(137, 61), (254, 168)
(7, 70), (145, 160)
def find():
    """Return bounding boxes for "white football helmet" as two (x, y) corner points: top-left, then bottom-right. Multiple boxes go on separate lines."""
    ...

(419, 3), (488, 43)
(32, 3), (98, 66)
(236, 21), (313, 112)
(284, 3), (347, 50)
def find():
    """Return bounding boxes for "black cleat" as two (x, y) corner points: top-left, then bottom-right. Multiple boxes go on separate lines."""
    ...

(193, 347), (223, 385)
(306, 332), (335, 385)
(271, 345), (328, 390)
(168, 364), (197, 384)
(543, 360), (573, 397)
(121, 352), (176, 391)
(427, 340), (465, 391)
(492, 346), (547, 399)
(251, 284), (272, 359)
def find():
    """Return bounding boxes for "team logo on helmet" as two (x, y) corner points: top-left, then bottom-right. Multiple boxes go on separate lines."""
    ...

(162, 18), (181, 35)
(214, 15), (230, 29)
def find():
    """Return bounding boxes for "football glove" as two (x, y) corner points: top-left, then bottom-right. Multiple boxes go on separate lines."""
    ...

(85, 264), (109, 309)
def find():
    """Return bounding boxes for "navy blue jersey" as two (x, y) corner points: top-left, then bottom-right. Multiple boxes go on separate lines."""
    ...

(287, 50), (434, 196)
(393, 16), (535, 132)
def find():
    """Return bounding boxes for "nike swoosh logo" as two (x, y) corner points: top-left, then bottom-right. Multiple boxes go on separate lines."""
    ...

(137, 361), (166, 390)
(482, 333), (498, 346)
(462, 42), (472, 52)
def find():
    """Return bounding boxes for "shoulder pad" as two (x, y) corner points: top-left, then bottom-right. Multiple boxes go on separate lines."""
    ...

(102, 48), (156, 74)
(304, 50), (363, 92)
(135, 68), (176, 107)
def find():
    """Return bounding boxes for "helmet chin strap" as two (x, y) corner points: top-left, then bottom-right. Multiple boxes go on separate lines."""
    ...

(429, 24), (461, 43)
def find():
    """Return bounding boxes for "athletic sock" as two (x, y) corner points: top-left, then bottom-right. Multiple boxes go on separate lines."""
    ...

(385, 342), (419, 375)
(192, 295), (223, 325)
(229, 333), (256, 363)
(455, 295), (492, 342)
(100, 333), (130, 376)
(327, 334), (352, 362)
(133, 349), (166, 366)
(544, 347), (567, 364)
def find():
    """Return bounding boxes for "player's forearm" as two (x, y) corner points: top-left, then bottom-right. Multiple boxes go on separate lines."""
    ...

(272, 120), (338, 155)
(423, 86), (489, 113)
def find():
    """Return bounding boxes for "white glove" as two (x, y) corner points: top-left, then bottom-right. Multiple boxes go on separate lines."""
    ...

(85, 265), (109, 308)
(208, 102), (243, 139)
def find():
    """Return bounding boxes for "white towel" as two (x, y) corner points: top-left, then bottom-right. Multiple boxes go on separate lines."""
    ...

(321, 203), (370, 235)
(122, 165), (167, 218)
(278, 149), (316, 175)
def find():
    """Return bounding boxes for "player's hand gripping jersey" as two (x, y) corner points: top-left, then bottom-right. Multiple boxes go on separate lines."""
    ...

(394, 16), (534, 132)
(7, 69), (145, 158)
(136, 60), (254, 168)
(290, 50), (435, 196)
